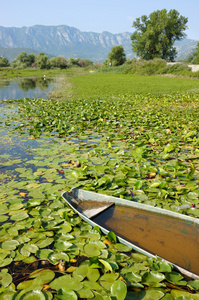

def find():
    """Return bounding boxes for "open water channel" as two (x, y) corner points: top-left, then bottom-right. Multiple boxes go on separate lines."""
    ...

(0, 77), (56, 176)
(0, 77), (55, 100)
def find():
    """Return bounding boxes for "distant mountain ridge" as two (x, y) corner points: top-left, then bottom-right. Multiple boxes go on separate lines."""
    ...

(0, 25), (198, 62)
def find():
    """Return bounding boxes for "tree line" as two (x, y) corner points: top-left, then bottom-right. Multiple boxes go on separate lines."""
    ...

(0, 51), (94, 69)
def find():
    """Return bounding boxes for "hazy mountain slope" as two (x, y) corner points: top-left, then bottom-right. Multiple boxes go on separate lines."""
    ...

(0, 25), (198, 62)
(0, 47), (45, 62)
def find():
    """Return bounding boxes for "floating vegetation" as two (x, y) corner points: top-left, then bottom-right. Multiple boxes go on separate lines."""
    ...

(0, 82), (199, 298)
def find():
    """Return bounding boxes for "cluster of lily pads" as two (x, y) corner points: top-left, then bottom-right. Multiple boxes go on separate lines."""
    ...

(0, 185), (199, 300)
(0, 89), (199, 299)
(6, 93), (199, 214)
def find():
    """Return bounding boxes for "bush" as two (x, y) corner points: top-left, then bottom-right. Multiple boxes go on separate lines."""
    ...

(164, 63), (191, 76)
(123, 58), (167, 75)
(123, 58), (195, 77)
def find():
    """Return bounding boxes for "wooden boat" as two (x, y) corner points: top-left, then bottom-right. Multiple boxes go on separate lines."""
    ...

(62, 188), (199, 279)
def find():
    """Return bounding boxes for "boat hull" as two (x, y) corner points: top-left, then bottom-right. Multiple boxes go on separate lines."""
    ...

(62, 188), (199, 279)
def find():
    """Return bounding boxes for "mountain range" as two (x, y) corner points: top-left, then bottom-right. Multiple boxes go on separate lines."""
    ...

(0, 25), (198, 62)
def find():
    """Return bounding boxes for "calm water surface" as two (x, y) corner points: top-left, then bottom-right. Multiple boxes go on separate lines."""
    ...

(0, 77), (55, 100)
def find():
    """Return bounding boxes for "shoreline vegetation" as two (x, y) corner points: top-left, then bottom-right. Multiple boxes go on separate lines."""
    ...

(0, 66), (199, 299)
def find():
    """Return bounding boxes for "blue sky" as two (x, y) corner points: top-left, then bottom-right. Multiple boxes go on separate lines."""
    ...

(1, 0), (199, 40)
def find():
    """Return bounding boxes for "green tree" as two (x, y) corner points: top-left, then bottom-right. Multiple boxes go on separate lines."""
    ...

(131, 9), (188, 61)
(107, 45), (126, 66)
(0, 57), (9, 67)
(78, 58), (93, 68)
(14, 52), (35, 68)
(187, 42), (199, 64)
(67, 58), (80, 67)
(16, 51), (27, 64)
(26, 54), (35, 67)
(35, 52), (48, 69)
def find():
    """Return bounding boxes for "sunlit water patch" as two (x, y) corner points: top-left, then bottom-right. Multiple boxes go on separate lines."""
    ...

(0, 77), (55, 100)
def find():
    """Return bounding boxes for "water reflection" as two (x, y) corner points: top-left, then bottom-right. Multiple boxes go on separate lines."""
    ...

(0, 77), (55, 100)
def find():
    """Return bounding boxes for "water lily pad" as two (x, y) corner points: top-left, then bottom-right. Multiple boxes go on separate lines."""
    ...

(9, 203), (24, 211)
(26, 182), (41, 189)
(171, 289), (197, 299)
(107, 231), (117, 244)
(111, 280), (127, 300)
(77, 287), (94, 299)
(114, 243), (132, 252)
(98, 259), (113, 272)
(1, 240), (19, 250)
(18, 290), (46, 300)
(84, 241), (106, 257)
(55, 288), (77, 300)
(139, 288), (165, 299)
(187, 280), (199, 291)
(19, 244), (39, 256)
(0, 257), (13, 267)
(165, 271), (187, 286)
(49, 274), (83, 291)
(10, 211), (29, 221)
(26, 199), (43, 208)
(29, 269), (55, 284)
(48, 252), (69, 265)
(0, 291), (16, 300)
(99, 273), (119, 290)
(35, 237), (54, 248)
(36, 249), (54, 259)
(142, 271), (165, 287)
(187, 208), (199, 217)
(0, 215), (8, 222)
(0, 271), (12, 288)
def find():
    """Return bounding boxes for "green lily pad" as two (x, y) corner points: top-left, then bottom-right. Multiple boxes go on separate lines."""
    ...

(0, 215), (9, 222)
(27, 199), (43, 208)
(9, 203), (24, 211)
(98, 259), (113, 272)
(57, 222), (72, 233)
(35, 237), (54, 248)
(187, 208), (199, 217)
(36, 249), (54, 259)
(139, 288), (165, 299)
(29, 269), (55, 284)
(19, 244), (39, 256)
(0, 271), (12, 288)
(77, 287), (94, 299)
(142, 271), (165, 287)
(0, 257), (13, 267)
(99, 273), (119, 290)
(84, 241), (106, 257)
(108, 231), (117, 243)
(1, 240), (19, 250)
(48, 252), (69, 265)
(49, 274), (83, 291)
(111, 280), (127, 300)
(165, 271), (187, 286)
(171, 289), (197, 299)
(73, 262), (100, 282)
(54, 241), (72, 251)
(55, 288), (77, 300)
(188, 280), (199, 291)
(10, 211), (29, 221)
(124, 272), (142, 284)
(17, 290), (46, 300)
(114, 243), (132, 252)
(0, 291), (16, 300)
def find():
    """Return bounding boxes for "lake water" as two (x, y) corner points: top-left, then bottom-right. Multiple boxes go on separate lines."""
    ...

(0, 77), (55, 100)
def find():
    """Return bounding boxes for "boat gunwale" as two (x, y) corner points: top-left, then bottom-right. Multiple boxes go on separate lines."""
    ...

(61, 188), (199, 280)
(65, 188), (199, 224)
